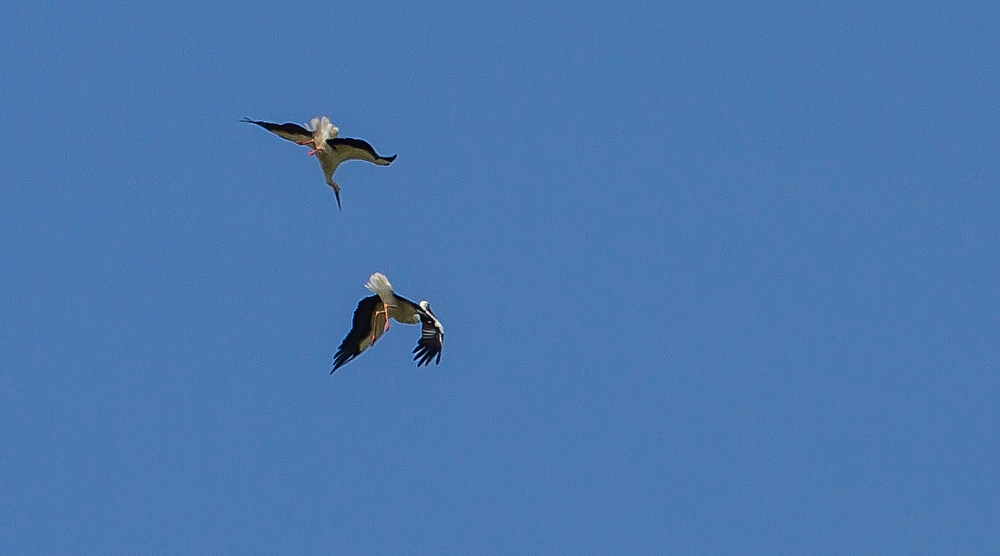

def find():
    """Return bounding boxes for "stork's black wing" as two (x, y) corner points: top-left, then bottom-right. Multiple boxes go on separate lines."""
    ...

(332, 295), (386, 373)
(412, 308), (444, 367)
(326, 137), (397, 165)
(241, 117), (314, 143)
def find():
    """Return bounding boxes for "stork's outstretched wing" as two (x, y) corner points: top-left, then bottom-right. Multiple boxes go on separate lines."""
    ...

(412, 306), (444, 367)
(316, 138), (397, 210)
(332, 295), (388, 373)
(324, 138), (397, 166)
(241, 117), (314, 143)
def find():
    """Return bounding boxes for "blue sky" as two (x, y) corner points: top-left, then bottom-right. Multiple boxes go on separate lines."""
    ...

(2, 0), (998, 553)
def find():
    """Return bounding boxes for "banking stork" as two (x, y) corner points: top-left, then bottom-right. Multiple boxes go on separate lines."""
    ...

(332, 272), (445, 373)
(241, 116), (397, 210)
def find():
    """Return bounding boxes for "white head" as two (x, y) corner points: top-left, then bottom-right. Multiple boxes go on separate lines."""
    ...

(419, 300), (444, 333)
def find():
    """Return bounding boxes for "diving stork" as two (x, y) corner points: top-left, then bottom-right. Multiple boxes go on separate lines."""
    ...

(332, 272), (445, 372)
(241, 116), (396, 210)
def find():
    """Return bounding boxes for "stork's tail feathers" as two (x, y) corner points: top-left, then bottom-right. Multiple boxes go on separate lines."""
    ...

(365, 272), (394, 299)
(310, 116), (338, 139)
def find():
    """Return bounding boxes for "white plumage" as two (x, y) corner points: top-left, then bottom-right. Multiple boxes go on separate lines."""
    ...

(305, 116), (339, 149)
(365, 272), (396, 305)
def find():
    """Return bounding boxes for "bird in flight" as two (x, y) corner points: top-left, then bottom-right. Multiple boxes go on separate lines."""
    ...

(332, 272), (444, 373)
(241, 116), (397, 210)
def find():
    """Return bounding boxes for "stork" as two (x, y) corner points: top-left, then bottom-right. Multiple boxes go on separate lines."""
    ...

(332, 272), (445, 373)
(241, 116), (397, 210)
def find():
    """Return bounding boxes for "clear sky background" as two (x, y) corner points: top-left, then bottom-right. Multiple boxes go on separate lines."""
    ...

(2, 1), (998, 553)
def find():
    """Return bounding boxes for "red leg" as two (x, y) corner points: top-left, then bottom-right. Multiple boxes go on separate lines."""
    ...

(296, 139), (317, 155)
(372, 305), (391, 343)
(381, 306), (392, 332)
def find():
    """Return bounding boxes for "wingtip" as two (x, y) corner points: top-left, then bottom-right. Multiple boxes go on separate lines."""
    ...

(331, 356), (346, 373)
(411, 346), (442, 367)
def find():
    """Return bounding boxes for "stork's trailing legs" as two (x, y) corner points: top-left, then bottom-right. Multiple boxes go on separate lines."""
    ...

(382, 306), (392, 332)
(296, 139), (319, 156)
(369, 305), (392, 345)
(377, 304), (392, 332)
